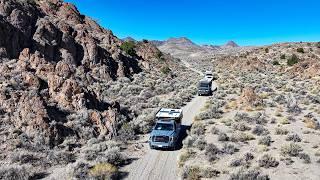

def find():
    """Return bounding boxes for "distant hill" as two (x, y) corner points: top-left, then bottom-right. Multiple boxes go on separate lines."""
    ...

(151, 37), (241, 58)
(122, 36), (137, 42)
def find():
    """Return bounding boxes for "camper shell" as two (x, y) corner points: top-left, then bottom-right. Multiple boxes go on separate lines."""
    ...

(149, 108), (183, 150)
(198, 78), (212, 96)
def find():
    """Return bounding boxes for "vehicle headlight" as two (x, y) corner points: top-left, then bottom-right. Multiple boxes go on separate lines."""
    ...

(169, 136), (174, 142)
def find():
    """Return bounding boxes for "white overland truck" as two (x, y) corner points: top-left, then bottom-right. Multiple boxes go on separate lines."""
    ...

(149, 108), (183, 150)
(204, 71), (214, 82)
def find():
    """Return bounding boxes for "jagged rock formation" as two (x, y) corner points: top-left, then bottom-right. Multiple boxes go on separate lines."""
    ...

(0, 0), (165, 149)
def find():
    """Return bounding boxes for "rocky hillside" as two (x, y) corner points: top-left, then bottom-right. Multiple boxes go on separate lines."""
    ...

(178, 42), (320, 179)
(0, 0), (199, 179)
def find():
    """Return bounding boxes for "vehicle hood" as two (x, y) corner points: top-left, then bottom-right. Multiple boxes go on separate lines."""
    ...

(198, 87), (209, 90)
(150, 130), (175, 137)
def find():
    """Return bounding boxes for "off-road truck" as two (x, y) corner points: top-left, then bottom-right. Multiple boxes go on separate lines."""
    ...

(149, 108), (182, 150)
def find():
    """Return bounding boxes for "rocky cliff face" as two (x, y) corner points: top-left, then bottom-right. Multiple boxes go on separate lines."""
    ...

(0, 0), (165, 149)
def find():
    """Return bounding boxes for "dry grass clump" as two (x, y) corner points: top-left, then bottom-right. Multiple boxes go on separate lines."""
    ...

(229, 168), (269, 180)
(281, 143), (303, 157)
(181, 165), (220, 180)
(230, 132), (255, 142)
(275, 127), (289, 135)
(258, 154), (279, 168)
(303, 118), (320, 130)
(89, 163), (118, 180)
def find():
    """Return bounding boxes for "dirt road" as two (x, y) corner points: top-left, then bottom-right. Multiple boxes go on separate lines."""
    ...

(123, 95), (208, 180)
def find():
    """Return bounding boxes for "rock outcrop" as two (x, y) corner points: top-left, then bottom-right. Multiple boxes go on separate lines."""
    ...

(0, 0), (161, 149)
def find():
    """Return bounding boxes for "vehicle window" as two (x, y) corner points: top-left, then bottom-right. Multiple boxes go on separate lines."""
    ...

(200, 83), (208, 88)
(155, 123), (174, 131)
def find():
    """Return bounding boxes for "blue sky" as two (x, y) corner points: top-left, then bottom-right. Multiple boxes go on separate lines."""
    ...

(66, 0), (320, 46)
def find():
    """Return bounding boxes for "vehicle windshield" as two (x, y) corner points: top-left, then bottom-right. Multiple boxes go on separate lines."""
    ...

(154, 123), (174, 131)
(206, 73), (213, 76)
(199, 83), (209, 88)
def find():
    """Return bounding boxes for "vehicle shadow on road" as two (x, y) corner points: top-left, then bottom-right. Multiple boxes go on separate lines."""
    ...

(175, 124), (191, 150)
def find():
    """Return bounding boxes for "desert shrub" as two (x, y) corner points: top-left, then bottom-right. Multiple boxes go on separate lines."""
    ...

(205, 143), (220, 162)
(178, 149), (194, 167)
(317, 42), (320, 48)
(229, 158), (243, 167)
(160, 66), (171, 74)
(280, 54), (286, 59)
(116, 123), (136, 141)
(135, 108), (158, 133)
(98, 147), (126, 166)
(194, 137), (207, 150)
(10, 151), (39, 164)
(265, 48), (269, 53)
(218, 132), (229, 141)
(275, 127), (289, 135)
(181, 166), (201, 180)
(120, 41), (136, 56)
(286, 95), (302, 115)
(198, 106), (223, 120)
(47, 150), (76, 165)
(258, 136), (272, 146)
(281, 143), (302, 157)
(210, 126), (220, 134)
(285, 134), (301, 142)
(201, 167), (220, 178)
(230, 132), (255, 142)
(258, 154), (279, 168)
(274, 94), (286, 104)
(287, 54), (299, 66)
(252, 125), (269, 136)
(252, 112), (268, 125)
(183, 136), (197, 149)
(221, 144), (238, 155)
(243, 152), (254, 162)
(234, 112), (252, 123)
(0, 165), (33, 180)
(191, 123), (205, 136)
(272, 60), (280, 65)
(89, 163), (118, 180)
(299, 153), (311, 163)
(229, 168), (269, 180)
(232, 122), (251, 131)
(296, 48), (304, 53)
